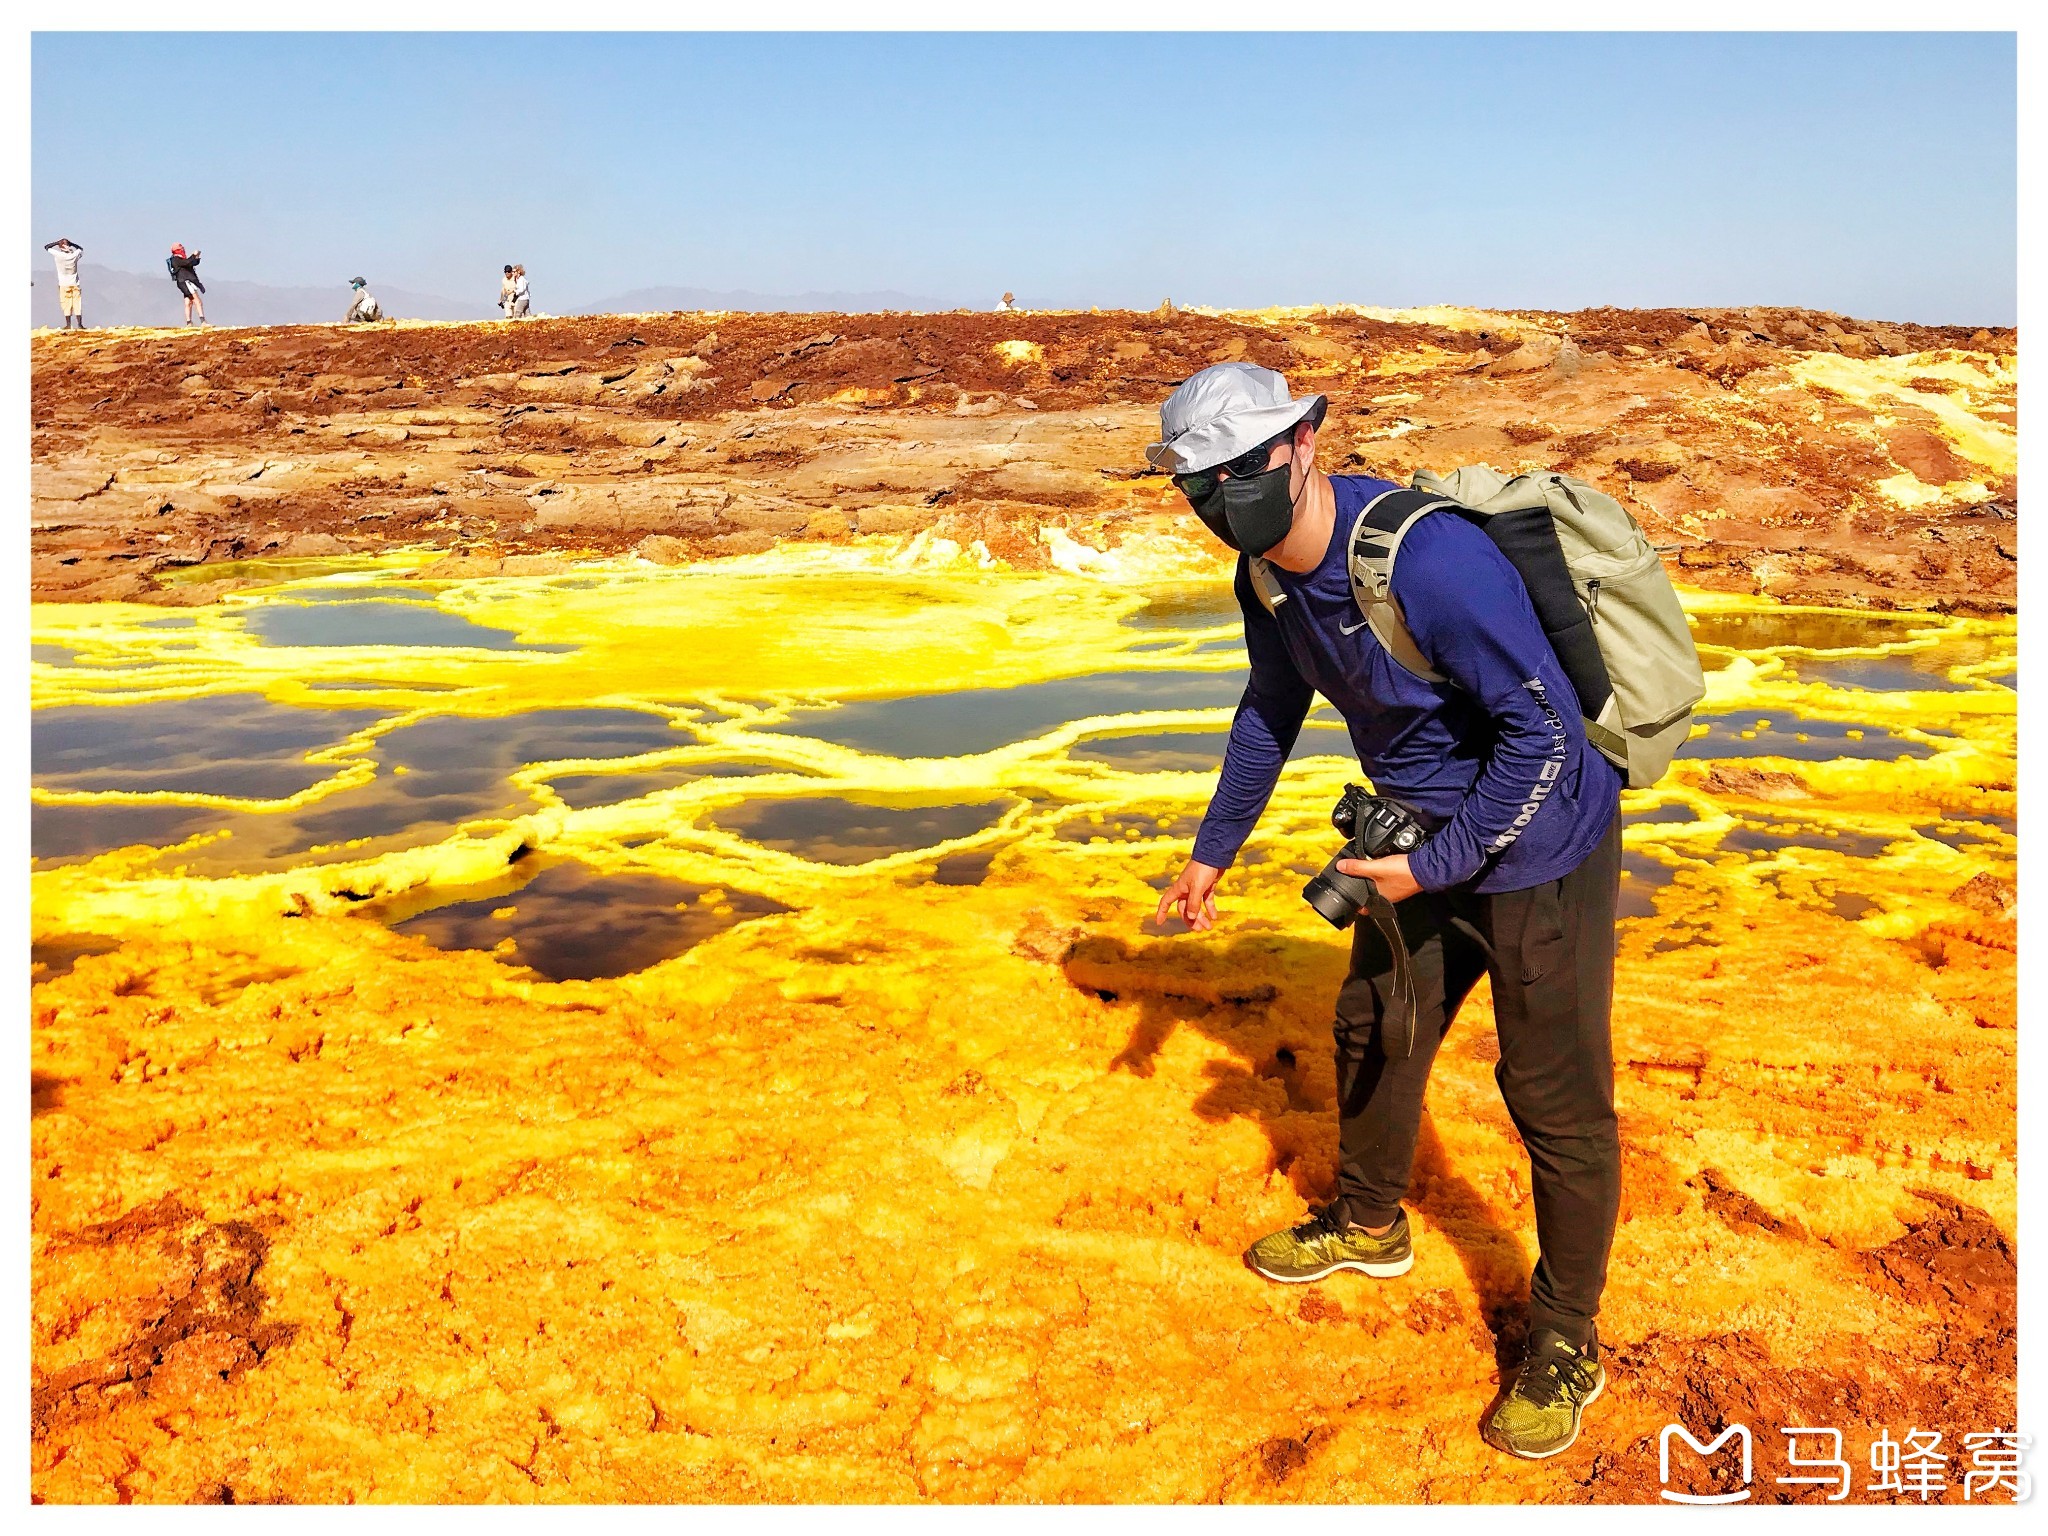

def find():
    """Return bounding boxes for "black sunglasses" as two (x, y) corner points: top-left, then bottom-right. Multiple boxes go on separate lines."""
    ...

(1172, 433), (1290, 505)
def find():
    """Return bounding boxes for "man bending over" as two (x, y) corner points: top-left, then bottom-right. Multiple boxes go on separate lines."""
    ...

(1150, 363), (1625, 1460)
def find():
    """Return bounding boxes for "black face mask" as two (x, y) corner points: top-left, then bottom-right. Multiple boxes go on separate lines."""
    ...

(1191, 461), (1300, 557)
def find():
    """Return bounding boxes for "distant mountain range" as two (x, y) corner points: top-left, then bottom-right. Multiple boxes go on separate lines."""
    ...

(28, 262), (500, 328)
(28, 260), (950, 328)
(581, 285), (944, 315)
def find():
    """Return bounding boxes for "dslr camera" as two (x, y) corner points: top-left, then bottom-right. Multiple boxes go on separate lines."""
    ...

(1301, 784), (1426, 929)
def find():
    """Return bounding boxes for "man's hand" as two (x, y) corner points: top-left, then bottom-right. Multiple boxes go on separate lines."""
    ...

(1156, 859), (1223, 931)
(1335, 851), (1421, 903)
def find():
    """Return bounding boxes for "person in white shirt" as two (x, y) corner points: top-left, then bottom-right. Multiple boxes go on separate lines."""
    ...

(45, 239), (86, 329)
(996, 291), (1017, 312)
(345, 277), (382, 324)
(509, 265), (531, 318)
(499, 264), (517, 316)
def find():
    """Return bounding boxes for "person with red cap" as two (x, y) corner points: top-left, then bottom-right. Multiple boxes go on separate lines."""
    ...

(166, 244), (206, 325)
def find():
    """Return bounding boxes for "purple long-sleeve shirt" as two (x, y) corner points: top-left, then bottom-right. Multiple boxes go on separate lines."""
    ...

(1191, 474), (1621, 894)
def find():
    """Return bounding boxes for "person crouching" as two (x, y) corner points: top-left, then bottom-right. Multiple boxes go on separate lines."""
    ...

(345, 277), (383, 324)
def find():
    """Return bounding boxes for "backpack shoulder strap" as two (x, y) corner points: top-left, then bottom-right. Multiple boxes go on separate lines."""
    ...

(1349, 488), (1454, 683)
(1245, 555), (1288, 612)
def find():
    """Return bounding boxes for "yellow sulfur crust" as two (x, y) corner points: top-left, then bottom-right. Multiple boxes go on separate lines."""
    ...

(31, 557), (2016, 1503)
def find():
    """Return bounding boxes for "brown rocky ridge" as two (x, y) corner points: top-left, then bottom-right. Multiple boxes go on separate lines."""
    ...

(30, 302), (2017, 611)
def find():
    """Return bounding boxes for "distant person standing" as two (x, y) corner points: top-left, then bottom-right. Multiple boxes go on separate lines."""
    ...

(345, 277), (382, 323)
(44, 238), (86, 329)
(508, 264), (531, 318)
(167, 244), (206, 325)
(499, 264), (517, 317)
(996, 291), (1017, 312)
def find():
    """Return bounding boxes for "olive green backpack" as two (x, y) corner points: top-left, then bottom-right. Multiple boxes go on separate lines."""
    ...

(1248, 466), (1706, 788)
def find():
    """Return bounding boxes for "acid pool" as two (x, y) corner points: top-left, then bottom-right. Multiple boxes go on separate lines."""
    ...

(31, 558), (2016, 983)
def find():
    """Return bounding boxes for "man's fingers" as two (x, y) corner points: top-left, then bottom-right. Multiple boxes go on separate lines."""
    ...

(1150, 869), (1221, 931)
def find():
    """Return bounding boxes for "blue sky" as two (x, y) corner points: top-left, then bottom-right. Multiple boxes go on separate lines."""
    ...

(30, 31), (2017, 323)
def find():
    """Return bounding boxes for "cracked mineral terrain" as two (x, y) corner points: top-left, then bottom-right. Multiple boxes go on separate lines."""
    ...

(30, 304), (2017, 1503)
(31, 303), (2016, 611)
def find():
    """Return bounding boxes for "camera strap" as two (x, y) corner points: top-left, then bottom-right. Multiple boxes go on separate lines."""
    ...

(1363, 885), (1419, 1059)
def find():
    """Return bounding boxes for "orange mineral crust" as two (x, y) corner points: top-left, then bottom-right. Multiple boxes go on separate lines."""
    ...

(30, 556), (2016, 1503)
(30, 304), (2017, 615)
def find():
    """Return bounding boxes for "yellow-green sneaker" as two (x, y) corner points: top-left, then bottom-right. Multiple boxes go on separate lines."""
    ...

(1244, 1205), (1413, 1283)
(1481, 1328), (1606, 1459)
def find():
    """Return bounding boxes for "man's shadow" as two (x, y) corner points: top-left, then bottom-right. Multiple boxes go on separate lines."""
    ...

(1065, 926), (1532, 1361)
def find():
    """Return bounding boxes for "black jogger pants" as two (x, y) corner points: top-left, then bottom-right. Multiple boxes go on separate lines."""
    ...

(1329, 807), (1622, 1346)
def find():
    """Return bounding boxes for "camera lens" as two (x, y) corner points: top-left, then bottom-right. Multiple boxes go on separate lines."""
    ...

(1302, 857), (1378, 930)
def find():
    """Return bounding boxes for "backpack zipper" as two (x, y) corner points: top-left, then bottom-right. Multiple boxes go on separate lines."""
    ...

(1584, 579), (1602, 622)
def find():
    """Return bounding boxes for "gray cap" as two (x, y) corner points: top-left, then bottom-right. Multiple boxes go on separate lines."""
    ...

(1145, 362), (1327, 474)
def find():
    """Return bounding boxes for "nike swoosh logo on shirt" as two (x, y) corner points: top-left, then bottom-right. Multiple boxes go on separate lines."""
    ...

(1339, 617), (1370, 635)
